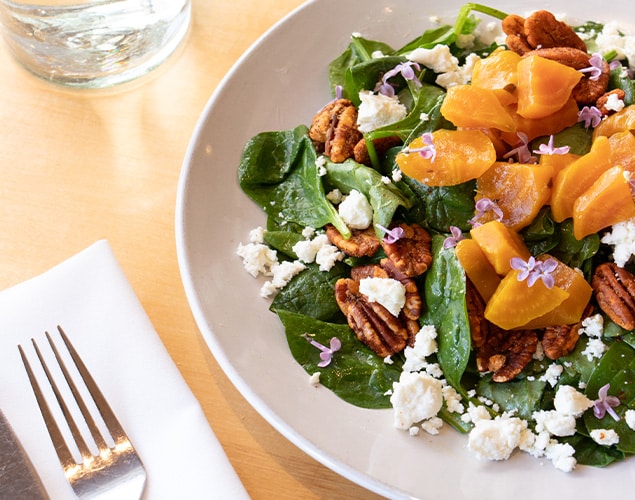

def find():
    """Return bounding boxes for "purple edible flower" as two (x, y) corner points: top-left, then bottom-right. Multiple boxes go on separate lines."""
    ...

(443, 226), (464, 249)
(533, 135), (570, 156)
(403, 132), (436, 162)
(593, 383), (621, 421)
(468, 198), (504, 227)
(303, 334), (342, 367)
(579, 53), (604, 81)
(377, 61), (423, 97)
(578, 106), (603, 129)
(376, 224), (406, 244)
(503, 132), (537, 164)
(510, 256), (558, 288)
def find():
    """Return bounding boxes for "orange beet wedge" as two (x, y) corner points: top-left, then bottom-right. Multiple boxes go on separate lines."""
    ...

(396, 129), (496, 186)
(516, 55), (582, 119)
(440, 85), (516, 132)
(485, 270), (569, 330)
(469, 220), (531, 275)
(454, 238), (501, 302)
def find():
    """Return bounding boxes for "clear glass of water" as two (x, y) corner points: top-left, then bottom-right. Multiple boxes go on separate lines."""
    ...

(0, 0), (191, 88)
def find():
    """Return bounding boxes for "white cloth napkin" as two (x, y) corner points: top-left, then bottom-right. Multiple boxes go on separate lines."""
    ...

(0, 240), (250, 499)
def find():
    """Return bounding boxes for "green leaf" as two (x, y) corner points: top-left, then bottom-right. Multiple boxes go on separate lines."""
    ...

(323, 158), (413, 237)
(476, 374), (547, 420)
(423, 235), (471, 394)
(584, 341), (635, 453)
(277, 310), (402, 408)
(238, 126), (350, 237)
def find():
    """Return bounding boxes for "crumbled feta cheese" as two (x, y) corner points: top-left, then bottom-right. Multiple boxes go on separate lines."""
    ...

(326, 188), (344, 204)
(425, 363), (444, 379)
(236, 242), (278, 278)
(390, 371), (444, 429)
(533, 342), (545, 361)
(409, 426), (420, 436)
(553, 385), (594, 417)
(461, 402), (491, 424)
(582, 338), (607, 361)
(402, 325), (438, 372)
(442, 385), (465, 414)
(408, 44), (458, 73)
(293, 233), (344, 272)
(421, 416), (444, 435)
(467, 415), (527, 461)
(601, 216), (635, 267)
(539, 363), (564, 387)
(580, 314), (604, 337)
(596, 21), (635, 71)
(371, 50), (386, 59)
(605, 92), (625, 112)
(338, 189), (373, 230)
(356, 90), (407, 133)
(625, 409), (635, 431)
(391, 168), (403, 182)
(269, 260), (306, 289)
(590, 428), (620, 446)
(249, 226), (266, 244)
(315, 244), (345, 271)
(544, 441), (577, 472)
(473, 20), (504, 46)
(383, 355), (394, 365)
(301, 226), (316, 239)
(309, 372), (321, 386)
(359, 277), (406, 317)
(533, 410), (577, 437)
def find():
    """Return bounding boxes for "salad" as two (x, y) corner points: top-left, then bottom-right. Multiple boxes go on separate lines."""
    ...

(236, 3), (635, 472)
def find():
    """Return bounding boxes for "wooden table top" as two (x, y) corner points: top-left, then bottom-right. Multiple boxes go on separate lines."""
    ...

(0, 0), (383, 498)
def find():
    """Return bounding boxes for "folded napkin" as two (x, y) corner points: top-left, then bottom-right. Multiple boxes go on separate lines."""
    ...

(0, 240), (249, 499)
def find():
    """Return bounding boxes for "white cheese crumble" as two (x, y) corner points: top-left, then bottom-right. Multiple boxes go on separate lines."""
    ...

(260, 260), (306, 298)
(338, 189), (373, 230)
(359, 277), (406, 317)
(309, 372), (321, 386)
(553, 385), (594, 417)
(407, 46), (480, 88)
(582, 338), (608, 361)
(467, 415), (527, 461)
(292, 233), (345, 272)
(390, 371), (444, 429)
(356, 90), (407, 133)
(236, 242), (278, 278)
(590, 428), (620, 446)
(539, 363), (564, 387)
(601, 216), (635, 267)
(421, 416), (444, 435)
(595, 21), (635, 71)
(533, 410), (577, 437)
(605, 92), (625, 112)
(326, 188), (344, 204)
(625, 409), (635, 431)
(580, 314), (604, 337)
(401, 325), (439, 373)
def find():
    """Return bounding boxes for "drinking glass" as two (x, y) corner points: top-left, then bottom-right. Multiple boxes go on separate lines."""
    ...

(0, 0), (191, 88)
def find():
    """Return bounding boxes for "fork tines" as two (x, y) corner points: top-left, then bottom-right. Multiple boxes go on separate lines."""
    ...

(19, 326), (146, 499)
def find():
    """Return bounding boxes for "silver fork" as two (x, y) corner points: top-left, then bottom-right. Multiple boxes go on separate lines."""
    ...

(18, 326), (146, 499)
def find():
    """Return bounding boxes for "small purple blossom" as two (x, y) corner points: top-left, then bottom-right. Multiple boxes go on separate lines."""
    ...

(468, 198), (504, 227)
(533, 135), (570, 156)
(609, 60), (623, 71)
(303, 334), (342, 367)
(503, 132), (537, 164)
(377, 61), (423, 97)
(629, 176), (635, 197)
(510, 256), (558, 288)
(593, 383), (621, 421)
(443, 226), (464, 249)
(579, 53), (604, 81)
(403, 132), (436, 162)
(578, 106), (603, 129)
(376, 224), (406, 244)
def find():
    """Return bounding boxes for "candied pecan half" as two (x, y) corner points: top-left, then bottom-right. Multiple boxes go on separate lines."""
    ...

(309, 99), (362, 163)
(488, 327), (539, 383)
(527, 47), (610, 105)
(542, 324), (581, 360)
(465, 279), (490, 371)
(592, 262), (635, 330)
(503, 11), (588, 55)
(335, 278), (409, 357)
(380, 258), (422, 322)
(353, 136), (403, 166)
(325, 224), (381, 258)
(381, 222), (433, 278)
(596, 89), (626, 116)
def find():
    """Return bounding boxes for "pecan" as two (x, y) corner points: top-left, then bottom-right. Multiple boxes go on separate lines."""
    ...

(325, 224), (380, 258)
(465, 279), (490, 371)
(596, 89), (626, 116)
(542, 324), (581, 360)
(503, 11), (587, 55)
(335, 278), (409, 357)
(380, 258), (422, 322)
(353, 136), (403, 166)
(487, 327), (539, 383)
(309, 99), (362, 163)
(527, 47), (609, 105)
(381, 222), (433, 278)
(592, 262), (635, 330)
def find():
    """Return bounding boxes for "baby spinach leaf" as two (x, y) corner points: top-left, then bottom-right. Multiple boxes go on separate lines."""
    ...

(564, 434), (625, 467)
(276, 310), (401, 409)
(271, 263), (348, 322)
(476, 375), (547, 421)
(423, 235), (471, 395)
(324, 158), (413, 236)
(343, 56), (406, 106)
(238, 126), (350, 237)
(584, 341), (635, 453)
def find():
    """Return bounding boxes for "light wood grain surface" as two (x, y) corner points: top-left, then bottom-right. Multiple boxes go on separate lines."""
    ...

(0, 1), (384, 498)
